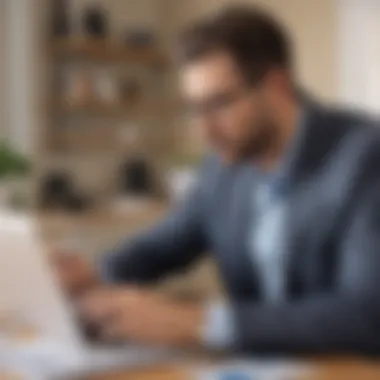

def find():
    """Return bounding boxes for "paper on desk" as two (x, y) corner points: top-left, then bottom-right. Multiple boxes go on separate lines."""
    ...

(194, 359), (314, 380)
(3, 337), (181, 380)
(2, 338), (77, 380)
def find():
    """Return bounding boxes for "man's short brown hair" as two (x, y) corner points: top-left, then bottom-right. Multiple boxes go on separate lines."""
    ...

(177, 5), (292, 84)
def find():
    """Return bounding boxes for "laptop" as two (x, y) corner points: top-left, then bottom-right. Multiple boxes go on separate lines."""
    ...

(0, 211), (176, 379)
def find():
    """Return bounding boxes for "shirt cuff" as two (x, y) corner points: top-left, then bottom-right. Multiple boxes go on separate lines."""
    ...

(98, 251), (117, 283)
(201, 301), (237, 350)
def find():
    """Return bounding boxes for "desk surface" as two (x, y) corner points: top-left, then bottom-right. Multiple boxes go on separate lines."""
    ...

(2, 317), (380, 380)
(3, 360), (380, 380)
(87, 359), (380, 380)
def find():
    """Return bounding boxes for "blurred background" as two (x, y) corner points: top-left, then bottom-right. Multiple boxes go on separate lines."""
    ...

(0, 0), (379, 297)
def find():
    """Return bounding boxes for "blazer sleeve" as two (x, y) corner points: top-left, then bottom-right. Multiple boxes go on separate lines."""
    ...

(100, 162), (210, 284)
(231, 183), (380, 355)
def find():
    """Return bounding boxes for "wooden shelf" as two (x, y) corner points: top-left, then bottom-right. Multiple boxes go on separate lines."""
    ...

(46, 123), (171, 155)
(53, 101), (134, 116)
(48, 127), (118, 154)
(50, 38), (167, 67)
(53, 100), (172, 116)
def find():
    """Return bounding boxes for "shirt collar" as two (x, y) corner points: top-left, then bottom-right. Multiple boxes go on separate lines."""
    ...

(256, 102), (310, 198)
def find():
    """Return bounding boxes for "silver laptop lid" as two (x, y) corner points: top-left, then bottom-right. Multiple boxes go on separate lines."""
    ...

(0, 211), (83, 348)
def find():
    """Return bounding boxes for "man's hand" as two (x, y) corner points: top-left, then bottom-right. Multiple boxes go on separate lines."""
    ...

(79, 287), (205, 347)
(51, 251), (100, 298)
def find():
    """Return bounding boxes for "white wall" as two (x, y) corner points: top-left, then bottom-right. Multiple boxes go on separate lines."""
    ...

(0, 1), (7, 139)
(4, 0), (44, 155)
(337, 0), (380, 113)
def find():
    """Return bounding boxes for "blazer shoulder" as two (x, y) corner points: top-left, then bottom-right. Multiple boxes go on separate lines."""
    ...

(325, 106), (380, 179)
(314, 104), (380, 156)
(323, 105), (380, 138)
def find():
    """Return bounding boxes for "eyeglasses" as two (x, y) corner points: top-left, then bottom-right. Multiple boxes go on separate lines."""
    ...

(185, 86), (253, 119)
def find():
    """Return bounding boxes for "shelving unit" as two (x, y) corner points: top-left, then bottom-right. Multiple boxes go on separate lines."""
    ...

(43, 35), (172, 203)
(51, 98), (172, 117)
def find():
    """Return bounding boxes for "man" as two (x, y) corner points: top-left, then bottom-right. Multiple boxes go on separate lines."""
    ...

(57, 6), (380, 354)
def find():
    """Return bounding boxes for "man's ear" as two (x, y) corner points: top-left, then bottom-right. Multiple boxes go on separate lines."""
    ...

(260, 68), (290, 103)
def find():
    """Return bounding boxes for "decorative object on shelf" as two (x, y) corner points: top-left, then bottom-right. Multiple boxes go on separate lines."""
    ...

(0, 140), (32, 209)
(123, 29), (157, 48)
(119, 157), (154, 196)
(94, 69), (120, 105)
(39, 171), (90, 212)
(39, 171), (71, 208)
(120, 78), (142, 105)
(117, 124), (155, 197)
(165, 153), (201, 204)
(63, 67), (95, 106)
(82, 3), (109, 38)
(119, 123), (141, 146)
(51, 0), (71, 37)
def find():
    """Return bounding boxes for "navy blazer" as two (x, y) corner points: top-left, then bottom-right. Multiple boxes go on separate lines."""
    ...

(103, 101), (380, 355)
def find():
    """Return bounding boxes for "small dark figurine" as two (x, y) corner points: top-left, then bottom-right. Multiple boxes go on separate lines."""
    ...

(83, 4), (109, 38)
(51, 0), (71, 37)
(39, 171), (90, 213)
(120, 158), (153, 196)
(121, 79), (142, 104)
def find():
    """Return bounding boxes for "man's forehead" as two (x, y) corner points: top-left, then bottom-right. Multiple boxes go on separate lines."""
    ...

(180, 52), (243, 96)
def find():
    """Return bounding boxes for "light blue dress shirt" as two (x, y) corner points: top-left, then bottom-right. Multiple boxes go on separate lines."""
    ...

(250, 176), (289, 302)
(202, 175), (288, 349)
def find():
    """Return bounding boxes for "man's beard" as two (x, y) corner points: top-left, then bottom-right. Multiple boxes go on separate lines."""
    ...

(240, 118), (278, 162)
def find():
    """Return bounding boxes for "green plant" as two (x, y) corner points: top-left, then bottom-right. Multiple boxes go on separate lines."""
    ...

(0, 140), (31, 180)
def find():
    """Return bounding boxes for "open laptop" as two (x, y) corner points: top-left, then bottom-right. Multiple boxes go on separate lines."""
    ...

(0, 211), (176, 379)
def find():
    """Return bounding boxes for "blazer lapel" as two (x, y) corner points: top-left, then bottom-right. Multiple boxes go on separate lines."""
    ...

(228, 164), (262, 299)
(281, 101), (329, 296)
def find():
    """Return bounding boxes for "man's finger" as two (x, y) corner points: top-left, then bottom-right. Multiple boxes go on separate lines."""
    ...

(101, 317), (128, 341)
(79, 290), (118, 323)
